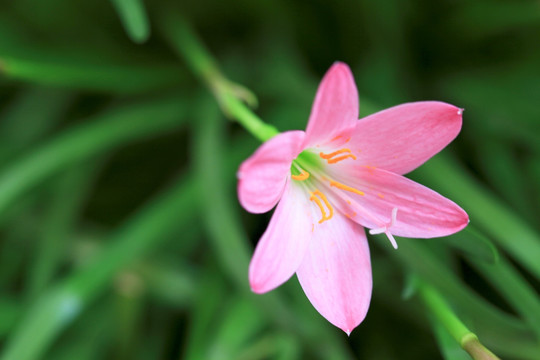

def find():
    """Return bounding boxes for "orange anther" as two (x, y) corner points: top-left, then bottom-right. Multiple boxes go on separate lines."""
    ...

(319, 148), (353, 159)
(319, 148), (357, 164)
(330, 180), (365, 196)
(327, 154), (357, 164)
(310, 190), (334, 224)
(291, 170), (310, 181)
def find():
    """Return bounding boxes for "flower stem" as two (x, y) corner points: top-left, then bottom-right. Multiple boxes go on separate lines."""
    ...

(417, 278), (501, 360)
(157, 11), (279, 142)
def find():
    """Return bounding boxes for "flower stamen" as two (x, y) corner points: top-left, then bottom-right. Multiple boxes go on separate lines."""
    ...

(369, 208), (399, 249)
(327, 154), (357, 164)
(310, 190), (334, 224)
(329, 180), (365, 196)
(319, 148), (357, 164)
(291, 169), (310, 181)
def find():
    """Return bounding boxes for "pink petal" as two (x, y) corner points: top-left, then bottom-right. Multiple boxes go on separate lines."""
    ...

(296, 213), (372, 335)
(238, 130), (305, 213)
(304, 62), (359, 148)
(327, 165), (469, 239)
(249, 182), (313, 294)
(349, 101), (463, 175)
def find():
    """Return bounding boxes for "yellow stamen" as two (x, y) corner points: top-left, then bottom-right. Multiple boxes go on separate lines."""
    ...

(319, 148), (357, 164)
(291, 169), (310, 181)
(319, 148), (353, 159)
(327, 154), (357, 164)
(330, 180), (365, 196)
(310, 190), (334, 224)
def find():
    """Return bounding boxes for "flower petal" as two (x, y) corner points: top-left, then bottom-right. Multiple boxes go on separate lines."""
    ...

(296, 213), (372, 335)
(304, 62), (359, 148)
(249, 182), (313, 294)
(238, 130), (305, 213)
(350, 101), (463, 175)
(327, 165), (469, 239)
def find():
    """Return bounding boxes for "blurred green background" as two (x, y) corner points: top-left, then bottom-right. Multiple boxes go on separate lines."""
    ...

(0, 0), (539, 359)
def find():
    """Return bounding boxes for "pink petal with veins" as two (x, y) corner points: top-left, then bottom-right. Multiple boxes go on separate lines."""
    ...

(350, 101), (463, 175)
(238, 130), (305, 213)
(303, 62), (359, 149)
(296, 213), (372, 335)
(327, 165), (469, 239)
(249, 182), (313, 294)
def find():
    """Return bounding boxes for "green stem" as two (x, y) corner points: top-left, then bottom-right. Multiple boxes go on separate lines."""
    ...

(417, 279), (500, 360)
(157, 11), (279, 142)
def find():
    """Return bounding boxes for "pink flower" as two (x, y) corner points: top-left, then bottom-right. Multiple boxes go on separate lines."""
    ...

(237, 62), (468, 335)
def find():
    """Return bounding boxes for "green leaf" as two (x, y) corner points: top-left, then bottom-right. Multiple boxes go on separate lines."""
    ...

(444, 226), (499, 264)
(0, 94), (187, 223)
(183, 270), (229, 360)
(209, 296), (265, 360)
(472, 256), (540, 341)
(192, 97), (252, 289)
(411, 154), (540, 280)
(378, 237), (539, 358)
(0, 297), (20, 338)
(0, 176), (198, 360)
(0, 86), (73, 161)
(111, 0), (151, 43)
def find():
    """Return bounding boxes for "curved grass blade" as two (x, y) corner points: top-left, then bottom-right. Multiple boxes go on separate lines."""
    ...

(471, 256), (540, 341)
(377, 236), (539, 358)
(25, 162), (103, 299)
(412, 154), (540, 280)
(444, 226), (499, 264)
(0, 94), (186, 223)
(0, 176), (198, 360)
(111, 0), (151, 43)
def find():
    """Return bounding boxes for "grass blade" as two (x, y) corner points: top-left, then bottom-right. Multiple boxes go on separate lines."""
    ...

(111, 0), (151, 43)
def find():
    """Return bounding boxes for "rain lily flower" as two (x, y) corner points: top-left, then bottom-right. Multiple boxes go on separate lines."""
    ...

(237, 62), (469, 335)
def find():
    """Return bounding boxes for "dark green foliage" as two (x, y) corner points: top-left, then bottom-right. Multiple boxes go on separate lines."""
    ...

(0, 1), (539, 359)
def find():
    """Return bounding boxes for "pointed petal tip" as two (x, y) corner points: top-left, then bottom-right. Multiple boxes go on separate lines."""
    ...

(455, 206), (470, 231)
(341, 324), (359, 337)
(331, 60), (350, 70)
(327, 62), (354, 80)
(458, 211), (470, 231)
(304, 62), (359, 147)
(250, 285), (265, 295)
(249, 278), (271, 294)
(350, 101), (464, 174)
